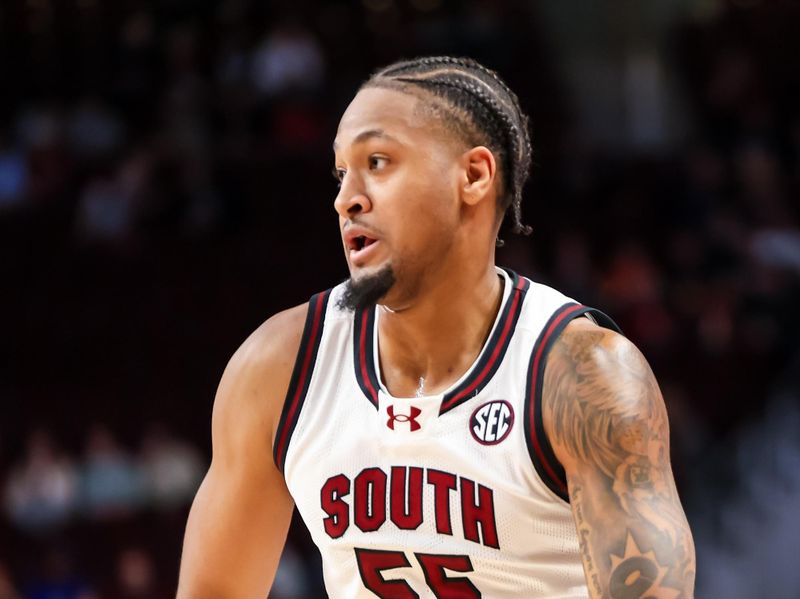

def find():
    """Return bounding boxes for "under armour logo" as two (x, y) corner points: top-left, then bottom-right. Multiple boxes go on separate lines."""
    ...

(386, 405), (422, 431)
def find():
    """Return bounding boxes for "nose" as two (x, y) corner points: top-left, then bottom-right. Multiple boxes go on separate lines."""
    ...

(334, 176), (372, 219)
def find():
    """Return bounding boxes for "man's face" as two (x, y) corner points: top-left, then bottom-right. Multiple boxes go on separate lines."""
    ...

(332, 86), (465, 309)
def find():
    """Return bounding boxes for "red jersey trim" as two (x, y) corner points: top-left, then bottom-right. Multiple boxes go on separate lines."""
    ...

(273, 289), (332, 473)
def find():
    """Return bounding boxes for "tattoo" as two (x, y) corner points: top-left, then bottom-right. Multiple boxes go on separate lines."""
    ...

(572, 482), (603, 596)
(544, 325), (696, 598)
(608, 530), (680, 599)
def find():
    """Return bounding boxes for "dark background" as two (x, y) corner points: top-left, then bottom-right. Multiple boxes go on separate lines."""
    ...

(1, 0), (799, 597)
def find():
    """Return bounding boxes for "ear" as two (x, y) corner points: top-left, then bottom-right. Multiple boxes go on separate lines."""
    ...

(460, 146), (497, 206)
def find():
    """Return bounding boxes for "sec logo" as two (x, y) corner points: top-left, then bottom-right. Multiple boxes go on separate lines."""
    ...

(470, 400), (514, 445)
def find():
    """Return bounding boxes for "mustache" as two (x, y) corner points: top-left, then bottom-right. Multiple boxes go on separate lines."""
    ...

(343, 220), (383, 237)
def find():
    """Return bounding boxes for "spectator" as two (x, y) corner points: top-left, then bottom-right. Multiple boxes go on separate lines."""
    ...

(79, 425), (145, 520)
(73, 150), (150, 244)
(3, 431), (78, 533)
(250, 21), (325, 97)
(140, 423), (204, 510)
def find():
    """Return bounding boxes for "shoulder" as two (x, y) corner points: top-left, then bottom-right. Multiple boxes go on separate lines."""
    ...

(551, 317), (654, 383)
(542, 317), (668, 471)
(212, 303), (310, 453)
(226, 303), (309, 384)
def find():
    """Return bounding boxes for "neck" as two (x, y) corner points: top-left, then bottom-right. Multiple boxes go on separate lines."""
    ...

(376, 263), (504, 397)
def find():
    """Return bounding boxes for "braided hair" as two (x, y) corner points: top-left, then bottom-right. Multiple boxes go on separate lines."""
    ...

(362, 56), (533, 240)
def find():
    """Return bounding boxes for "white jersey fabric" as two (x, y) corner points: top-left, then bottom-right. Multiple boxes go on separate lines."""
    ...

(272, 267), (618, 598)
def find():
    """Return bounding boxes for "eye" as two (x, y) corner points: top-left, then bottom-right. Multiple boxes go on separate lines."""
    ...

(332, 167), (346, 188)
(368, 155), (388, 170)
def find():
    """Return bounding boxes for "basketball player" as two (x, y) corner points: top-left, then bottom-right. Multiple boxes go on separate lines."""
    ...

(177, 57), (695, 598)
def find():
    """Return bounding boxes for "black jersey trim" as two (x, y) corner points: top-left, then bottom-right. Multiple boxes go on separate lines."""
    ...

(353, 304), (381, 408)
(439, 270), (529, 413)
(273, 289), (331, 473)
(524, 303), (621, 503)
(353, 270), (529, 412)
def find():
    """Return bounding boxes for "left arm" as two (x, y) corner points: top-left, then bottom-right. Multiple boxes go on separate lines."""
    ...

(542, 318), (696, 598)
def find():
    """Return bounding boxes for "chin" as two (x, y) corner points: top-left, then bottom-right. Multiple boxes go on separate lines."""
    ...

(337, 264), (396, 312)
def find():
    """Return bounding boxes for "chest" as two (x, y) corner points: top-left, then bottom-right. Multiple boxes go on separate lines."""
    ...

(283, 357), (539, 554)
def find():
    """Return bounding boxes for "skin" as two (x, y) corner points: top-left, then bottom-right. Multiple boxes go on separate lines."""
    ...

(332, 87), (505, 395)
(177, 86), (696, 597)
(544, 318), (696, 598)
(176, 306), (302, 597)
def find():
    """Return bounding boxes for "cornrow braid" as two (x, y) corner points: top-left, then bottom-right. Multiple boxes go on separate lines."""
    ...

(363, 56), (533, 239)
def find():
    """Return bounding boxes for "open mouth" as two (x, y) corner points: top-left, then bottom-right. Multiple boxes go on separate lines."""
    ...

(345, 230), (381, 265)
(351, 236), (378, 251)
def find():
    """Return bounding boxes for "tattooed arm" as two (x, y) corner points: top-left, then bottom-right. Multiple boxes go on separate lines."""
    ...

(543, 318), (696, 598)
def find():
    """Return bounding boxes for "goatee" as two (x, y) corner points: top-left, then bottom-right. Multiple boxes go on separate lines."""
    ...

(337, 266), (396, 312)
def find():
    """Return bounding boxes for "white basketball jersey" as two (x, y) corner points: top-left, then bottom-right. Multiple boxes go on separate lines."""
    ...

(272, 268), (618, 598)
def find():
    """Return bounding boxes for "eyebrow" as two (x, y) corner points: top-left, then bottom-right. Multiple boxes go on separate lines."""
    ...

(332, 129), (400, 151)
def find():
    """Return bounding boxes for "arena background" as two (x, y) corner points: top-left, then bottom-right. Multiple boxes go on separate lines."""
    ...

(1, 0), (799, 597)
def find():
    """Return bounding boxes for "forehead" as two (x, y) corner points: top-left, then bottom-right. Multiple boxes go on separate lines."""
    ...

(334, 86), (439, 150)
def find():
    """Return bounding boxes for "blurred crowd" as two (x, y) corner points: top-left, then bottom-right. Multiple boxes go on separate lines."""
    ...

(0, 425), (202, 599)
(1, 0), (798, 597)
(5, 424), (202, 534)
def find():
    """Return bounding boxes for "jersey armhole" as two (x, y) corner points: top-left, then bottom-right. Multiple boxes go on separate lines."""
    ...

(523, 303), (621, 503)
(272, 289), (332, 473)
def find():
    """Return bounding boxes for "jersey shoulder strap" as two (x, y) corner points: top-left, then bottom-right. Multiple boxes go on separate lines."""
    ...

(523, 301), (621, 502)
(272, 288), (333, 473)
